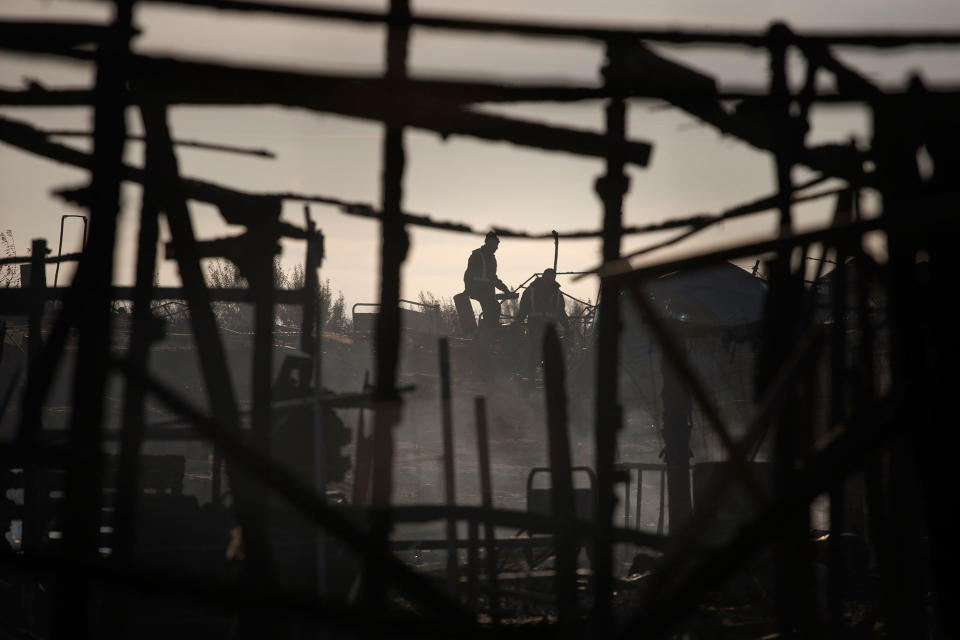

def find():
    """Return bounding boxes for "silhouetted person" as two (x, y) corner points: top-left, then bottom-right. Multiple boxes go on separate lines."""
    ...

(516, 268), (572, 382)
(464, 231), (510, 335)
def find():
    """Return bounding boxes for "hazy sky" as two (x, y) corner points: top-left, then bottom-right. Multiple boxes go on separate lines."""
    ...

(3, 0), (960, 311)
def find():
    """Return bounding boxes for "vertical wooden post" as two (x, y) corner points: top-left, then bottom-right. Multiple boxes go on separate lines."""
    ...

(26, 240), (46, 388)
(303, 210), (328, 597)
(593, 42), (630, 635)
(826, 190), (857, 635)
(54, 2), (132, 636)
(19, 239), (47, 629)
(368, 0), (411, 611)
(767, 25), (819, 638)
(103, 164), (160, 640)
(765, 253), (818, 639)
(139, 101), (276, 618)
(543, 325), (579, 637)
(769, 23), (795, 236)
(869, 95), (929, 640)
(827, 241), (847, 636)
(247, 202), (283, 603)
(439, 338), (459, 596)
(474, 396), (500, 624)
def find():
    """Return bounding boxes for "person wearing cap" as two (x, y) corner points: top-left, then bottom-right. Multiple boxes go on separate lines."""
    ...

(463, 231), (510, 333)
(516, 268), (572, 382)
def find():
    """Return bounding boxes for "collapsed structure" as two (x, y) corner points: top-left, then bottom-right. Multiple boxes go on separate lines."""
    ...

(1, 1), (959, 638)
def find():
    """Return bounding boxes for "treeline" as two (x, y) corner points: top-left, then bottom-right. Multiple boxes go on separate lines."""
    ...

(0, 230), (19, 288)
(205, 258), (350, 334)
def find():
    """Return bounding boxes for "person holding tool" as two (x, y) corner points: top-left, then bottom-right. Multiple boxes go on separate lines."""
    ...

(462, 230), (513, 336)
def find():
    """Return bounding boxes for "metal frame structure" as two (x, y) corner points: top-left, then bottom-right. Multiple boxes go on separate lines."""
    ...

(2, 1), (959, 638)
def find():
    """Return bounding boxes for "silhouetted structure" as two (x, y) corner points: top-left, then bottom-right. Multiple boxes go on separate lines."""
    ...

(1, 2), (959, 638)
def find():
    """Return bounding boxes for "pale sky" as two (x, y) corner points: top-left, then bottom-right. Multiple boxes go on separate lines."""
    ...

(3, 0), (960, 311)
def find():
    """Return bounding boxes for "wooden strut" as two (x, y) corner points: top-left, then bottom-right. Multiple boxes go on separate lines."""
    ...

(0, 549), (473, 639)
(827, 238), (849, 636)
(869, 86), (931, 640)
(640, 326), (825, 614)
(63, 0), (960, 48)
(622, 280), (766, 505)
(101, 142), (162, 640)
(138, 100), (279, 611)
(617, 395), (901, 640)
(592, 43), (630, 637)
(0, 111), (850, 246)
(51, 2), (132, 637)
(111, 356), (480, 629)
(542, 325), (579, 638)
(367, 0), (411, 618)
(3, 1), (959, 636)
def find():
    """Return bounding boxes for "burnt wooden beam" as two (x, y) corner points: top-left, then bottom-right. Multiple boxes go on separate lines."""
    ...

(542, 326), (579, 638)
(617, 395), (899, 640)
(599, 212), (887, 286)
(74, 1), (960, 47)
(608, 41), (869, 184)
(868, 80), (931, 640)
(0, 114), (648, 239)
(0, 52), (653, 163)
(17, 239), (49, 616)
(0, 251), (83, 266)
(826, 238), (850, 635)
(7, 83), (960, 108)
(367, 0), (411, 619)
(0, 114), (316, 232)
(245, 201), (283, 639)
(111, 356), (477, 628)
(45, 128), (276, 157)
(139, 100), (279, 610)
(768, 23), (796, 234)
(63, 0), (768, 45)
(0, 88), (96, 106)
(54, 2), (133, 637)
(592, 45), (630, 637)
(102, 140), (162, 640)
(0, 20), (134, 55)
(800, 38), (885, 100)
(130, 55), (652, 165)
